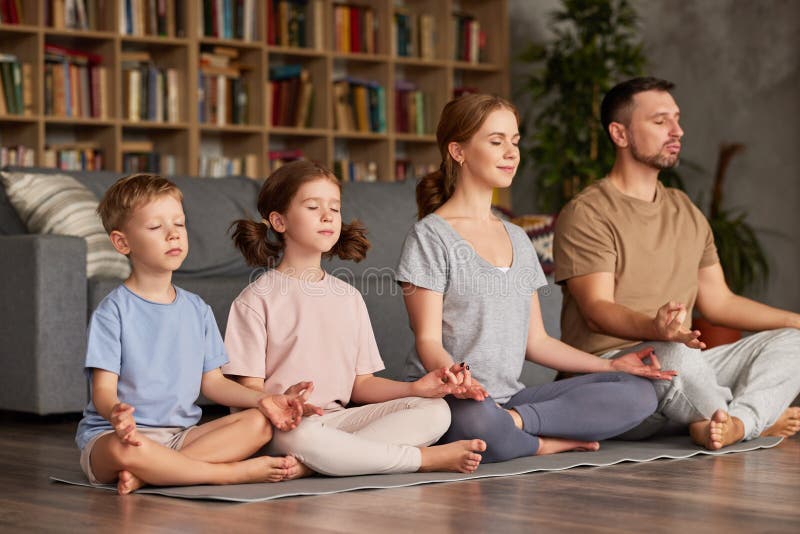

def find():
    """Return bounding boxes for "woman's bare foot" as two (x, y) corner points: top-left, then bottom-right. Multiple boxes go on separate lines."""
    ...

(282, 457), (315, 481)
(761, 407), (800, 438)
(116, 470), (144, 495)
(689, 409), (745, 450)
(535, 437), (600, 456)
(419, 439), (486, 473)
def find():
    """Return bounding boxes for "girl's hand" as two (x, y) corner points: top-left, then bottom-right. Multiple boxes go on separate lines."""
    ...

(411, 367), (464, 398)
(283, 381), (324, 417)
(611, 347), (678, 381)
(110, 402), (142, 446)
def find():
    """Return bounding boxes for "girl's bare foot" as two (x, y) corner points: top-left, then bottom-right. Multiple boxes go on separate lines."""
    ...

(419, 439), (487, 473)
(535, 437), (600, 456)
(116, 470), (144, 495)
(239, 455), (295, 483)
(761, 407), (800, 438)
(689, 409), (745, 450)
(282, 457), (315, 481)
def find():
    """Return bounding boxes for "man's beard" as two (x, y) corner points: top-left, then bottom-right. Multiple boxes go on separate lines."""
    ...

(630, 137), (680, 170)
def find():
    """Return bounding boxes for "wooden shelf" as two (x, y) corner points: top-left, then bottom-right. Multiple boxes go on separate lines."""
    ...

(1, 0), (509, 184)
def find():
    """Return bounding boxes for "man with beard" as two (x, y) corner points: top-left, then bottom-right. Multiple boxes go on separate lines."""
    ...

(553, 77), (800, 450)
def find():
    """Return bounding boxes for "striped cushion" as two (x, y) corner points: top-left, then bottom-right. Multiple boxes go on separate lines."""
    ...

(0, 171), (130, 279)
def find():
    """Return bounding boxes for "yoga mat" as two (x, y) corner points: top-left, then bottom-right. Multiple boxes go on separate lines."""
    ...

(50, 436), (782, 503)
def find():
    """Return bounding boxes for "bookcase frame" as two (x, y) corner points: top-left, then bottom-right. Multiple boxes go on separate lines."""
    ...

(0, 0), (509, 187)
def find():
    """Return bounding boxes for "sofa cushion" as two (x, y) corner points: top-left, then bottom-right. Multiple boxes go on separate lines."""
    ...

(512, 214), (556, 274)
(0, 171), (131, 278)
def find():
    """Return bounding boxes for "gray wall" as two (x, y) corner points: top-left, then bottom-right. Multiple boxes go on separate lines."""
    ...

(509, 0), (800, 311)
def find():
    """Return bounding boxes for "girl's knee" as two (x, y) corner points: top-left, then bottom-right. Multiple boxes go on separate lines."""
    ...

(418, 397), (451, 432)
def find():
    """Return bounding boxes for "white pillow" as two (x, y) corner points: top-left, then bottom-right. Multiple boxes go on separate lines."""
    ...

(0, 171), (131, 279)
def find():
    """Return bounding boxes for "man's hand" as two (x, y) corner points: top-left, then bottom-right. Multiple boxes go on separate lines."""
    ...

(283, 381), (324, 417)
(654, 301), (706, 349)
(611, 347), (678, 381)
(110, 402), (142, 446)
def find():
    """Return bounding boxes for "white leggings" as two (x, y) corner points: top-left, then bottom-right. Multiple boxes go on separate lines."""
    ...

(267, 397), (451, 476)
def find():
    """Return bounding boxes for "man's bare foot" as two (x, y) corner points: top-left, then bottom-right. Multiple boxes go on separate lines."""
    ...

(761, 407), (800, 438)
(116, 470), (144, 495)
(535, 437), (600, 456)
(689, 409), (745, 450)
(282, 457), (314, 481)
(505, 408), (523, 430)
(419, 439), (486, 473)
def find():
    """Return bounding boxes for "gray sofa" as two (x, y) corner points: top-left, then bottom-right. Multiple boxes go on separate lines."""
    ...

(0, 167), (560, 415)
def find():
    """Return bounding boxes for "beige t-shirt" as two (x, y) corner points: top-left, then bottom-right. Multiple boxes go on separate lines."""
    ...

(222, 269), (385, 411)
(554, 178), (719, 355)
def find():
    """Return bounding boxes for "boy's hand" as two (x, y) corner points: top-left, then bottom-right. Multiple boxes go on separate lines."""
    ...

(110, 402), (142, 446)
(283, 381), (324, 417)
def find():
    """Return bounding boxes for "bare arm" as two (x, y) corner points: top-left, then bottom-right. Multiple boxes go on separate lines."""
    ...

(525, 293), (675, 380)
(566, 272), (704, 349)
(91, 368), (142, 445)
(696, 263), (800, 331)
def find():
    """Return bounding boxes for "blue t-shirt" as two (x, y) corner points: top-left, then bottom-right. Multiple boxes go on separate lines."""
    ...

(75, 285), (228, 449)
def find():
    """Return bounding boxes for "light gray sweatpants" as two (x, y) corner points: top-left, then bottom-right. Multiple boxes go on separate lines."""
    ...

(266, 397), (451, 476)
(606, 328), (800, 440)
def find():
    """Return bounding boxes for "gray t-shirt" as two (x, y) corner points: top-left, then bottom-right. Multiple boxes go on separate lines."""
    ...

(396, 214), (547, 403)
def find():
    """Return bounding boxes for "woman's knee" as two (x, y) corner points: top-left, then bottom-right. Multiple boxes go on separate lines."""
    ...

(446, 399), (509, 443)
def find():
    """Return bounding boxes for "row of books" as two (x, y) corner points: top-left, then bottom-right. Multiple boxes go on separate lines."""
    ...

(198, 47), (250, 125)
(453, 13), (486, 64)
(0, 0), (23, 24)
(395, 81), (430, 135)
(44, 144), (103, 171)
(268, 64), (313, 128)
(0, 144), (35, 167)
(44, 45), (108, 119)
(333, 4), (377, 54)
(394, 160), (437, 182)
(333, 79), (386, 133)
(199, 153), (258, 178)
(268, 148), (304, 172)
(122, 141), (177, 174)
(200, 0), (257, 40)
(0, 55), (32, 116)
(392, 11), (435, 60)
(121, 52), (180, 122)
(266, 0), (323, 49)
(333, 158), (377, 183)
(120, 0), (184, 37)
(48, 0), (104, 31)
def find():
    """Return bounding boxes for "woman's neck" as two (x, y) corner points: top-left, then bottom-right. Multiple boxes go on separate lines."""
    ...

(437, 179), (496, 220)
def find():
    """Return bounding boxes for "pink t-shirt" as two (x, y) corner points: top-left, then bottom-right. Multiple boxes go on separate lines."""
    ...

(222, 269), (384, 411)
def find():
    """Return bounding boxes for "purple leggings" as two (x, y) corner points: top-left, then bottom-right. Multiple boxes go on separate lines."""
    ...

(439, 372), (658, 463)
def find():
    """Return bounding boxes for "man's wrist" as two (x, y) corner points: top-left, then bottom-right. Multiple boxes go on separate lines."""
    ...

(787, 313), (800, 329)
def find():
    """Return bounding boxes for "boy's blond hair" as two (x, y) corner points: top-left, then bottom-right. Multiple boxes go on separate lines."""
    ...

(97, 173), (183, 233)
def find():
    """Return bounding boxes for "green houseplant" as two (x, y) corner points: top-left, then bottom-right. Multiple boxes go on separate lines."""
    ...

(519, 0), (647, 212)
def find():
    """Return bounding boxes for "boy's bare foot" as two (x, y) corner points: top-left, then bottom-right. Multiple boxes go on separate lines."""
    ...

(761, 407), (800, 438)
(505, 408), (523, 430)
(116, 470), (144, 495)
(689, 409), (745, 450)
(419, 439), (486, 473)
(535, 437), (600, 456)
(282, 457), (314, 481)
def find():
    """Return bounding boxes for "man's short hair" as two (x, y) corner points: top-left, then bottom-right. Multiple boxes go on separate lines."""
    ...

(600, 77), (675, 143)
(97, 173), (182, 234)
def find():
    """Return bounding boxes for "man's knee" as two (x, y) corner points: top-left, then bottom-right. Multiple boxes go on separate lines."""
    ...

(653, 343), (713, 379)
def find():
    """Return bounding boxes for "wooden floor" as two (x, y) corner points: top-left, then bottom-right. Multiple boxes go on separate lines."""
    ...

(1, 409), (799, 533)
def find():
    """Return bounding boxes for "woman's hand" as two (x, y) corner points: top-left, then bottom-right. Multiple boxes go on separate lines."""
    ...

(411, 367), (464, 398)
(610, 347), (678, 381)
(449, 363), (489, 401)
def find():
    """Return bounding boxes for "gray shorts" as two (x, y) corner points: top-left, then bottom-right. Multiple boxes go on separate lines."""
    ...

(79, 426), (195, 484)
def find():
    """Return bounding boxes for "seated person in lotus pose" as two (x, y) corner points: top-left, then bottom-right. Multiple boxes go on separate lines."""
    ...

(554, 77), (800, 450)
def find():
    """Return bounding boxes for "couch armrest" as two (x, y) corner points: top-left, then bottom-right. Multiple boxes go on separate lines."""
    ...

(0, 235), (88, 414)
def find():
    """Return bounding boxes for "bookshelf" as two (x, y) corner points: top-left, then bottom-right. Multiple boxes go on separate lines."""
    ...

(0, 0), (509, 187)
